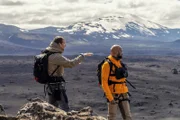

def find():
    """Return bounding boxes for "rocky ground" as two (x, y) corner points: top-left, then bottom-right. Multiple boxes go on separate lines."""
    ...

(0, 98), (106, 120)
(0, 55), (180, 120)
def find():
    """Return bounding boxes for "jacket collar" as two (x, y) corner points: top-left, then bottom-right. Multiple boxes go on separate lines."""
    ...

(108, 55), (121, 67)
(45, 41), (63, 53)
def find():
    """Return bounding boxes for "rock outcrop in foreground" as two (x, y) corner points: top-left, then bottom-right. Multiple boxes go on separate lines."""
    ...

(0, 98), (106, 120)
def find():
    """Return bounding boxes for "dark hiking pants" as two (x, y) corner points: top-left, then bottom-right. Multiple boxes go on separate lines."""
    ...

(46, 82), (69, 112)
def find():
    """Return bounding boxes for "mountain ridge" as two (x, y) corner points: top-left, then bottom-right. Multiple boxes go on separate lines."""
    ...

(0, 15), (180, 55)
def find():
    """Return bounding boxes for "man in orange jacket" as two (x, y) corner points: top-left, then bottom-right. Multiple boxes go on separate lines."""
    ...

(101, 45), (132, 120)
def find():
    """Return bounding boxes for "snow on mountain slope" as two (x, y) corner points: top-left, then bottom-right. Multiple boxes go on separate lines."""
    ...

(58, 15), (167, 36)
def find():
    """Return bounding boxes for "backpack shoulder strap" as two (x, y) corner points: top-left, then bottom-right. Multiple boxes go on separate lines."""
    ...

(106, 58), (114, 81)
(121, 61), (128, 70)
(106, 58), (113, 73)
(121, 61), (125, 67)
(50, 66), (60, 76)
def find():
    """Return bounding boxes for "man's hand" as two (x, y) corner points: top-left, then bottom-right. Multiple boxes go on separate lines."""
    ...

(81, 52), (93, 56)
(110, 100), (117, 104)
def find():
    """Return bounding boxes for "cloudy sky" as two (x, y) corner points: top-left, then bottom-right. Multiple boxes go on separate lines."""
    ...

(0, 0), (180, 29)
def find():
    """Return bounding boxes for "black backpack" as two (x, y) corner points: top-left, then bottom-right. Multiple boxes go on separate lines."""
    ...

(96, 58), (128, 86)
(33, 51), (59, 84)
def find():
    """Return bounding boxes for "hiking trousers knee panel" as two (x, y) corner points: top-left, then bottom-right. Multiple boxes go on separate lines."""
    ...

(108, 93), (132, 120)
(108, 101), (132, 120)
(119, 101), (132, 120)
(108, 102), (118, 120)
(118, 93), (132, 120)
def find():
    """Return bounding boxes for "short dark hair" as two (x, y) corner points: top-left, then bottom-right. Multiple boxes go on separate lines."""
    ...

(53, 36), (64, 44)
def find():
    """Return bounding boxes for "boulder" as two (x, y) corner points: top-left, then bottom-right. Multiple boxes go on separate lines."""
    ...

(16, 98), (106, 120)
(172, 68), (178, 74)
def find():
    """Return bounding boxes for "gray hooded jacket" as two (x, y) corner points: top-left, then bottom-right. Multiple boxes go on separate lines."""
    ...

(46, 41), (84, 77)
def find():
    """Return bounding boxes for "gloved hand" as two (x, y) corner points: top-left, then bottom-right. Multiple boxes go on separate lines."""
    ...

(110, 100), (117, 104)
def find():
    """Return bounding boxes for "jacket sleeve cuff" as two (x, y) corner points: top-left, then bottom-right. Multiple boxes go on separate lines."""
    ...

(108, 97), (114, 102)
(106, 93), (114, 102)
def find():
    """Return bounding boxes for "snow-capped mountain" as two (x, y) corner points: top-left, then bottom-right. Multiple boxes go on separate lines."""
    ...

(59, 15), (166, 35)
(0, 14), (180, 55)
(30, 15), (180, 41)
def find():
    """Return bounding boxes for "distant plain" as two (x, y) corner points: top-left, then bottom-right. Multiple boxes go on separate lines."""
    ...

(0, 55), (180, 120)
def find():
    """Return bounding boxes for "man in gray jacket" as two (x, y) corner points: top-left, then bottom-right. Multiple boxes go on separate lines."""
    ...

(44, 36), (93, 111)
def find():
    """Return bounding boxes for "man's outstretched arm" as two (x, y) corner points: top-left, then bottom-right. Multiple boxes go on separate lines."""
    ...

(49, 53), (93, 68)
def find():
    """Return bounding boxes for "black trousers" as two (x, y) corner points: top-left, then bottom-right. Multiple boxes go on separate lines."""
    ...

(46, 82), (69, 112)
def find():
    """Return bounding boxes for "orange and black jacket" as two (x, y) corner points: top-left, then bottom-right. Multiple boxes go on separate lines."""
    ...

(101, 55), (128, 102)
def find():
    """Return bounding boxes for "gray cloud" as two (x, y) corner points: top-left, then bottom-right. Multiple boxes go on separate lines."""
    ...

(27, 17), (50, 24)
(165, 7), (180, 20)
(86, 0), (111, 3)
(117, 1), (146, 8)
(0, 0), (180, 29)
(0, 0), (25, 6)
(65, 0), (79, 3)
(129, 2), (145, 8)
(0, 13), (22, 23)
